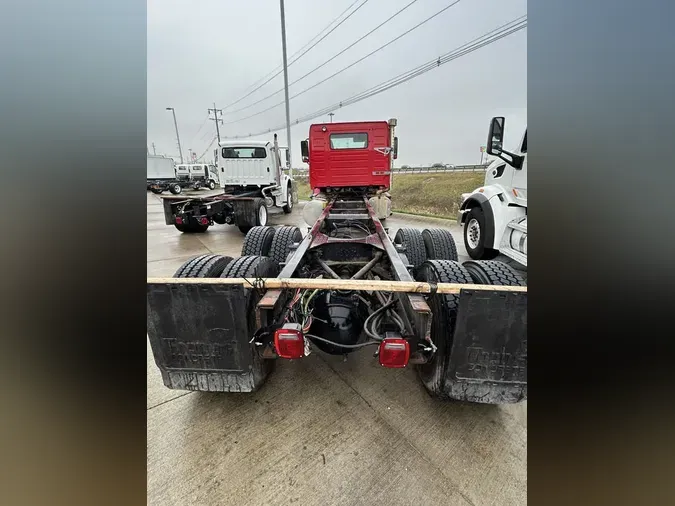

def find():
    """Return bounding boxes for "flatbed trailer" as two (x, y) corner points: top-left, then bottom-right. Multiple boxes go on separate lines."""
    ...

(146, 119), (527, 404)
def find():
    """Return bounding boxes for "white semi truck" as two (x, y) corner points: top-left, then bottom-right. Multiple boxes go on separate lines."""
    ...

(159, 134), (298, 234)
(458, 117), (527, 267)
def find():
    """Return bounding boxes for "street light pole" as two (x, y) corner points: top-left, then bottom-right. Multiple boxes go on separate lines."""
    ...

(166, 107), (184, 163)
(279, 0), (293, 177)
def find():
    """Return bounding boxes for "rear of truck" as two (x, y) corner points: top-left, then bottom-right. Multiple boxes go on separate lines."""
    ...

(147, 119), (526, 405)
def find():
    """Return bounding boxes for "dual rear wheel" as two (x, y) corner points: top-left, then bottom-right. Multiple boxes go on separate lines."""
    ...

(415, 259), (525, 402)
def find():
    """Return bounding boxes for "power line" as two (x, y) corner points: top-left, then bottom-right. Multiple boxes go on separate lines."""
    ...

(222, 17), (526, 139)
(222, 0), (463, 124)
(223, 0), (364, 104)
(187, 115), (210, 146)
(196, 135), (218, 161)
(223, 0), (423, 118)
(221, 0), (371, 112)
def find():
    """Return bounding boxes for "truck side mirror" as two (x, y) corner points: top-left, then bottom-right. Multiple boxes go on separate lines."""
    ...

(300, 140), (309, 163)
(487, 117), (505, 155)
(393, 137), (398, 159)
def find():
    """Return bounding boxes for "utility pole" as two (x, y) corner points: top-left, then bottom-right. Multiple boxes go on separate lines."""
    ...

(208, 103), (223, 144)
(279, 0), (293, 177)
(328, 112), (334, 123)
(152, 142), (156, 155)
(166, 107), (184, 163)
(189, 148), (193, 162)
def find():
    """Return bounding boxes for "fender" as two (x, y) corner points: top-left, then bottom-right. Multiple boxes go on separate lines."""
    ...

(459, 193), (495, 248)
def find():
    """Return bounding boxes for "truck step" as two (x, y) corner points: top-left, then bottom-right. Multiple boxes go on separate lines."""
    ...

(507, 221), (527, 233)
(499, 246), (527, 267)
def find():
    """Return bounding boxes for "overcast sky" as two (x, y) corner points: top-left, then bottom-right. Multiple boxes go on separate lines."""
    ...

(147, 0), (526, 166)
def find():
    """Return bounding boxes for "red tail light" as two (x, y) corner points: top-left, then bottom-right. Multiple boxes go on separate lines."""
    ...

(378, 338), (410, 368)
(274, 324), (305, 359)
(175, 217), (183, 225)
(199, 217), (209, 225)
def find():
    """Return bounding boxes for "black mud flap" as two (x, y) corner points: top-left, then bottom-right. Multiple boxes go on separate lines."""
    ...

(445, 289), (527, 404)
(162, 197), (176, 225)
(147, 283), (257, 391)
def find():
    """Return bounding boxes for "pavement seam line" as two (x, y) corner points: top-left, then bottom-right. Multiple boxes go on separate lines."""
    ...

(147, 391), (193, 411)
(316, 354), (477, 506)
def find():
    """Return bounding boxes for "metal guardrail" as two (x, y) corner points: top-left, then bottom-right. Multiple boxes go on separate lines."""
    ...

(392, 164), (489, 173)
(289, 164), (488, 176)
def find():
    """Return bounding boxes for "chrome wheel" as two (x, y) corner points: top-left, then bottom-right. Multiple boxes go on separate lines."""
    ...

(466, 218), (481, 250)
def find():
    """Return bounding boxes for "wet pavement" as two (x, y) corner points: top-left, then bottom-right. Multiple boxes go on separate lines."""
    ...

(147, 190), (527, 506)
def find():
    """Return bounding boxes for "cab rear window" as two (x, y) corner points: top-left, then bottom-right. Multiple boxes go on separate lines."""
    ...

(330, 133), (368, 150)
(221, 147), (267, 159)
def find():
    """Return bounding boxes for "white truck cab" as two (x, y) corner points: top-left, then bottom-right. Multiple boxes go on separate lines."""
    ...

(458, 117), (527, 267)
(174, 163), (219, 190)
(217, 136), (296, 214)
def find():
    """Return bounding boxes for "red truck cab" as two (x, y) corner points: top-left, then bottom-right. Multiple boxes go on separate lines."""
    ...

(301, 119), (398, 192)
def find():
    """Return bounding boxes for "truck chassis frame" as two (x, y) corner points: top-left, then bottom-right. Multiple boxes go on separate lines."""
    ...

(147, 192), (527, 404)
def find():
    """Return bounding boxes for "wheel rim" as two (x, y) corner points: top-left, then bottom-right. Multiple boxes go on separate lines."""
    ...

(467, 218), (481, 249)
(259, 205), (268, 226)
(287, 191), (293, 209)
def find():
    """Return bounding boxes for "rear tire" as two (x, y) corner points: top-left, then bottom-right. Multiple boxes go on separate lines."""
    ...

(268, 225), (302, 265)
(218, 255), (280, 391)
(463, 206), (498, 260)
(422, 228), (458, 261)
(282, 184), (293, 214)
(241, 226), (276, 256)
(394, 228), (427, 269)
(239, 198), (268, 234)
(462, 260), (525, 286)
(174, 254), (234, 278)
(414, 260), (473, 400)
(150, 188), (163, 194)
(169, 183), (182, 195)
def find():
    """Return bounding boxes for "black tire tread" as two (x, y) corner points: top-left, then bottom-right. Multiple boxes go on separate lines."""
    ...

(422, 228), (458, 261)
(241, 226), (276, 256)
(174, 254), (233, 278)
(220, 255), (279, 278)
(268, 226), (302, 265)
(253, 198), (267, 226)
(462, 260), (526, 286)
(394, 228), (427, 268)
(415, 260), (473, 400)
(215, 255), (279, 392)
(282, 183), (293, 213)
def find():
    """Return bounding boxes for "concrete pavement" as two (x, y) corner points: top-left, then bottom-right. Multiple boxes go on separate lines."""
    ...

(147, 190), (527, 506)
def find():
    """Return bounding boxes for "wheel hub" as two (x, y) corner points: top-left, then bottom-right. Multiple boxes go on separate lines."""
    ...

(467, 218), (481, 249)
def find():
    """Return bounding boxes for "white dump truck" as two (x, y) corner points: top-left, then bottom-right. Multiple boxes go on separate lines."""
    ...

(458, 117), (527, 267)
